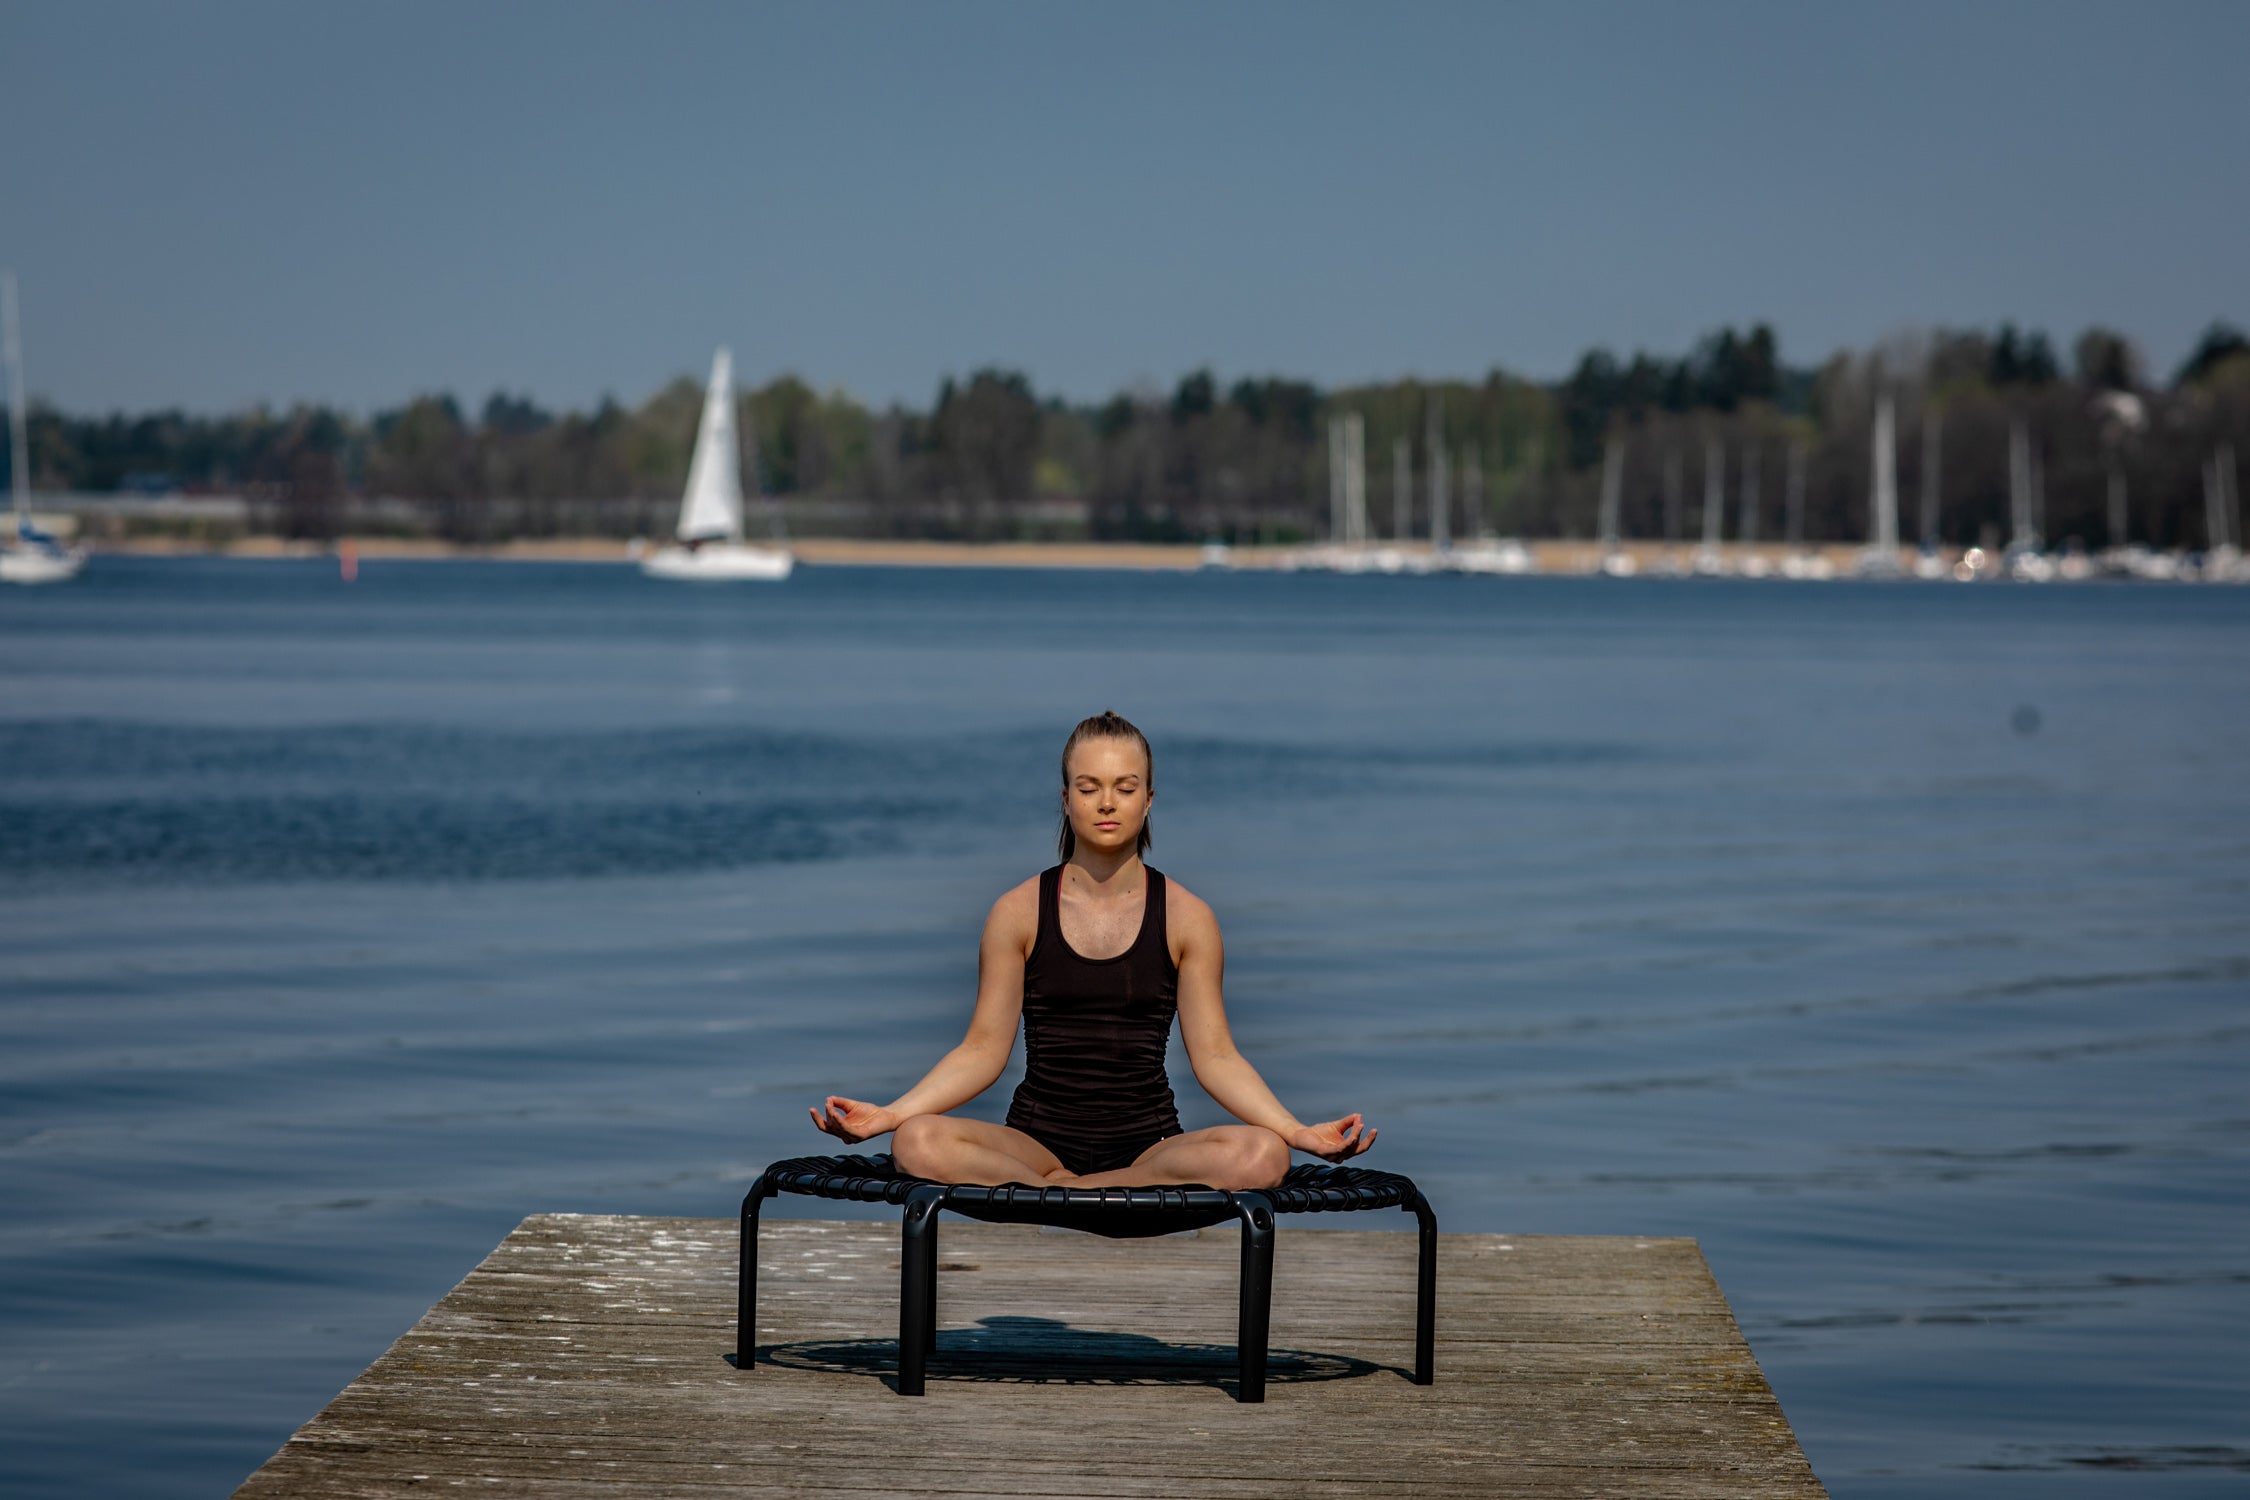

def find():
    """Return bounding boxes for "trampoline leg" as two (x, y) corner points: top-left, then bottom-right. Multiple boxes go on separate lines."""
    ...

(1234, 1192), (1275, 1403)
(897, 1185), (946, 1396)
(921, 1195), (941, 1352)
(735, 1173), (776, 1370)
(1410, 1191), (1437, 1385)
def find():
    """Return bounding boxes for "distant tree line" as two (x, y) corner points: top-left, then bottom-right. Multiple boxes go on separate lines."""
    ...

(11, 320), (2249, 550)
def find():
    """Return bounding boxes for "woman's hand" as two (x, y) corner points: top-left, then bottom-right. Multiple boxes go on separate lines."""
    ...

(1288, 1113), (1376, 1163)
(808, 1095), (902, 1145)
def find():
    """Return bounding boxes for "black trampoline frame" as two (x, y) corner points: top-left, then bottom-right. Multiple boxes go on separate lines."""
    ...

(737, 1152), (1436, 1403)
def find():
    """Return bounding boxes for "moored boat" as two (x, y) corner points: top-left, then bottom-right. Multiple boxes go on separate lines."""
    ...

(638, 347), (793, 582)
(1, 271), (86, 586)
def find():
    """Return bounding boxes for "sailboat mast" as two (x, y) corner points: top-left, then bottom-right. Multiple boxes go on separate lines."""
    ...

(1919, 407), (1942, 549)
(2207, 446), (2239, 552)
(3, 271), (29, 526)
(2008, 418), (2035, 551)
(1327, 416), (1345, 543)
(2224, 444), (2241, 550)
(1427, 398), (1449, 553)
(2106, 458), (2128, 549)
(1345, 413), (1367, 545)
(1598, 434), (1623, 551)
(1662, 447), (1683, 545)
(1739, 442), (1760, 545)
(1520, 432), (1542, 539)
(1701, 437), (1724, 552)
(1872, 392), (1899, 554)
(2030, 438), (2046, 550)
(1463, 445), (1485, 539)
(1785, 436), (1806, 546)
(1392, 437), (1411, 542)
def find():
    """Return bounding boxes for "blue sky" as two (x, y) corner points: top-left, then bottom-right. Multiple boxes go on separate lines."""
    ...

(3, 0), (2244, 414)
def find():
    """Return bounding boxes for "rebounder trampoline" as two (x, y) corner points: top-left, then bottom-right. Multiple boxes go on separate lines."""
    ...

(738, 1152), (1436, 1403)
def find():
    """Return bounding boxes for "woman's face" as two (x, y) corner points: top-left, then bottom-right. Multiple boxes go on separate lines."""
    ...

(1064, 737), (1150, 856)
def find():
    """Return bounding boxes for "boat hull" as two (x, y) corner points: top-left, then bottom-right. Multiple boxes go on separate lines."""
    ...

(639, 543), (794, 581)
(0, 546), (86, 584)
(1449, 541), (1538, 575)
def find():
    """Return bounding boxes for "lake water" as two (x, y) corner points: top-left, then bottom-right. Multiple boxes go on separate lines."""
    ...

(2, 556), (2246, 1498)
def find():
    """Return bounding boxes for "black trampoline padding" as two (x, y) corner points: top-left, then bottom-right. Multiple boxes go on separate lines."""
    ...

(755, 1152), (1421, 1238)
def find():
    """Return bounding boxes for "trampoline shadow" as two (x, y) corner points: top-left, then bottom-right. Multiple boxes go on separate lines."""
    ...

(741, 1314), (1387, 1394)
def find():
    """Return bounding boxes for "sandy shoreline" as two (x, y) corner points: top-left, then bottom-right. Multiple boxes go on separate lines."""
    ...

(97, 535), (1890, 573)
(101, 535), (1224, 569)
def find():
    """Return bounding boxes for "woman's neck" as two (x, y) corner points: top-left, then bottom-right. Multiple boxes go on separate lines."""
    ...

(1065, 848), (1142, 889)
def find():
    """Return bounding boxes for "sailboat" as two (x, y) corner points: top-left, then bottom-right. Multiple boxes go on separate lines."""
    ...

(1, 271), (86, 585)
(1597, 435), (1634, 576)
(1693, 437), (1726, 575)
(1854, 392), (1904, 577)
(639, 347), (793, 581)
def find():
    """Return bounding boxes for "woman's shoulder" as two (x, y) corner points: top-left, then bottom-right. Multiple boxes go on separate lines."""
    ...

(982, 871), (1046, 944)
(990, 870), (1045, 915)
(1158, 871), (1218, 935)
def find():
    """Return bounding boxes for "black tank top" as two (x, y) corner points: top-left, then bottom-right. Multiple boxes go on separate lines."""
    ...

(1005, 864), (1182, 1147)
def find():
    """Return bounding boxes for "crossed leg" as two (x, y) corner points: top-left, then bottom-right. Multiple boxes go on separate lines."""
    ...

(889, 1115), (1063, 1187)
(1066, 1126), (1289, 1190)
(890, 1114), (1288, 1191)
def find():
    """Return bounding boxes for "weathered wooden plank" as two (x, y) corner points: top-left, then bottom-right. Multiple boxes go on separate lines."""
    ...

(234, 1214), (1826, 1499)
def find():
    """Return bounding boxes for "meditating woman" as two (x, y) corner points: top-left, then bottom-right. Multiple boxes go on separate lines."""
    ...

(808, 710), (1375, 1190)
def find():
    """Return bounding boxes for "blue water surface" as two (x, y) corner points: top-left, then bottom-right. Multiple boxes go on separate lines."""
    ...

(2, 556), (2246, 1496)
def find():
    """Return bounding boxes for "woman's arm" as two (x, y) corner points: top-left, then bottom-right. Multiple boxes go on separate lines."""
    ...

(809, 880), (1037, 1143)
(1171, 883), (1376, 1162)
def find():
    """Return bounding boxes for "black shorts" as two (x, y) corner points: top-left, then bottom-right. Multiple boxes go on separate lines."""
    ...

(1025, 1127), (1173, 1176)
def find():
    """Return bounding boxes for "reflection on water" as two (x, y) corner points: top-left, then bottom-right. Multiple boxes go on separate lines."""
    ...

(1, 557), (2246, 1499)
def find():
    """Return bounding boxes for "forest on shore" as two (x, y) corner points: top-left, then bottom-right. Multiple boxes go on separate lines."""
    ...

(13, 320), (2250, 550)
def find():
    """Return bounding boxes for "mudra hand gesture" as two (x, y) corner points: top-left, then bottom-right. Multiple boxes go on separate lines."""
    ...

(1287, 1112), (1376, 1163)
(809, 1095), (900, 1145)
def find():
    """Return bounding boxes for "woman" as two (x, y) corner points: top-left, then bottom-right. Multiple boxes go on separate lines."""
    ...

(809, 710), (1375, 1190)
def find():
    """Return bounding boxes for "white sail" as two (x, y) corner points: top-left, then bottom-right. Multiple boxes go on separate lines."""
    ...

(639, 344), (792, 581)
(676, 348), (743, 543)
(1, 269), (86, 585)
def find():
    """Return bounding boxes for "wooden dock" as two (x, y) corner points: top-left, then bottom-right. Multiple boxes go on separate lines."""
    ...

(235, 1213), (1826, 1498)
